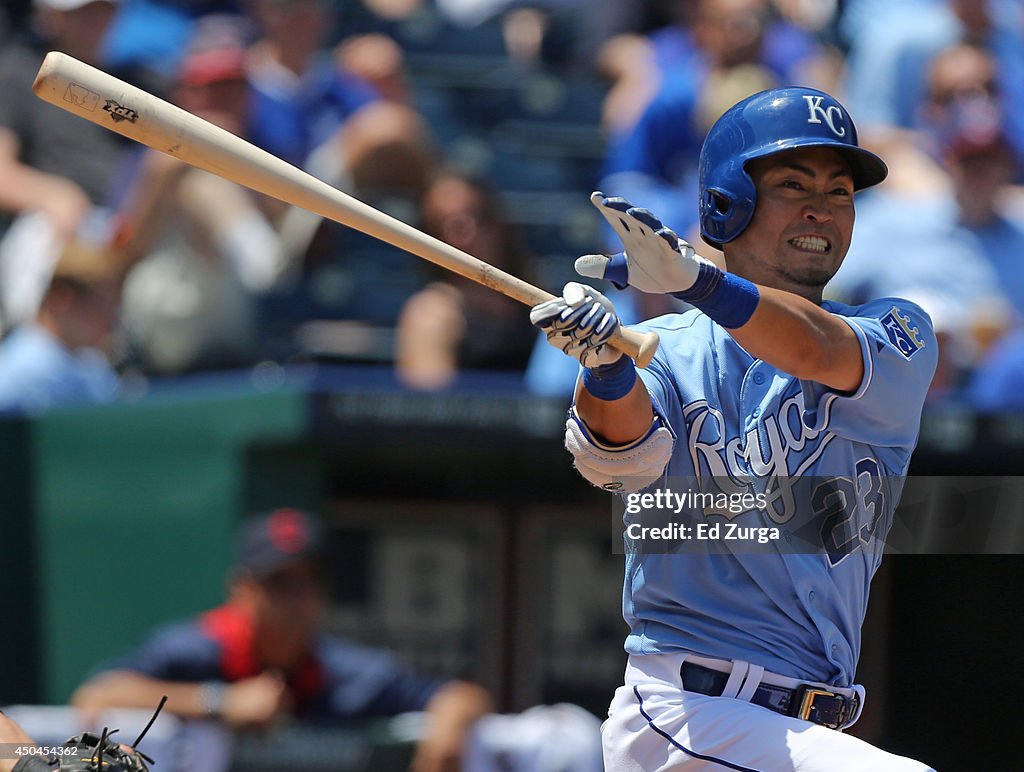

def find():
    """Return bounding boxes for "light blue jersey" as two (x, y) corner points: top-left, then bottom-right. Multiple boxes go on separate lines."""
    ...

(620, 297), (937, 687)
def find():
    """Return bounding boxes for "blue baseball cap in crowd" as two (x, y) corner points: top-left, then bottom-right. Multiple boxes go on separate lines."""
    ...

(235, 508), (327, 578)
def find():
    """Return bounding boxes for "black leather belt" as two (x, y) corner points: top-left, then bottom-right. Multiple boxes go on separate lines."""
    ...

(680, 661), (859, 730)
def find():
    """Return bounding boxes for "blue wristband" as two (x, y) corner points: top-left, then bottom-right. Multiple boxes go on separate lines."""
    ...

(582, 356), (637, 401)
(672, 262), (760, 329)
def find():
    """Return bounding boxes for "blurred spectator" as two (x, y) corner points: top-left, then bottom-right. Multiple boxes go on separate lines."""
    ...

(336, 101), (437, 200)
(968, 327), (1024, 411)
(832, 42), (1024, 295)
(855, 39), (1010, 199)
(924, 41), (998, 122)
(597, 0), (830, 138)
(116, 15), (284, 373)
(947, 94), (1024, 410)
(841, 0), (954, 131)
(71, 507), (493, 772)
(0, 0), (121, 218)
(0, 0), (127, 328)
(0, 219), (127, 414)
(828, 97), (1018, 399)
(245, 0), (379, 169)
(333, 32), (409, 103)
(112, 10), (421, 371)
(269, 24), (427, 282)
(841, 0), (1024, 163)
(394, 172), (536, 389)
(940, 99), (1024, 317)
(265, 100), (439, 354)
(102, 0), (241, 85)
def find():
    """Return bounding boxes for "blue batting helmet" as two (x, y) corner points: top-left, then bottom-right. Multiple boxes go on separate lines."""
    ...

(698, 87), (887, 248)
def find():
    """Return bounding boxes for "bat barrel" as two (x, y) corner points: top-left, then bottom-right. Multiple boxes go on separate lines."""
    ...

(32, 52), (550, 305)
(33, 51), (659, 365)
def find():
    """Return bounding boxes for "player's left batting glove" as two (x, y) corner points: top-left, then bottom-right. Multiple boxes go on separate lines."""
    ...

(530, 282), (624, 369)
(576, 192), (718, 294)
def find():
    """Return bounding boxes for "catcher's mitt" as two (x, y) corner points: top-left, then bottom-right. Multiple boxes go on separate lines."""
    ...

(11, 731), (150, 772)
(11, 697), (165, 771)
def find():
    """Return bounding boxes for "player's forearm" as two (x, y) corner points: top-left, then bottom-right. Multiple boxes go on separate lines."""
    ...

(575, 374), (654, 445)
(71, 671), (215, 720)
(729, 284), (863, 392)
(416, 680), (492, 769)
(424, 680), (493, 732)
(419, 679), (491, 753)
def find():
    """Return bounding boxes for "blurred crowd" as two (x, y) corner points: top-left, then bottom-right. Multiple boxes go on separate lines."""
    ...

(1, 0), (1024, 411)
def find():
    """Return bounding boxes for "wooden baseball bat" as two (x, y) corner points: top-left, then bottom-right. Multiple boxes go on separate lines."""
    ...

(32, 51), (659, 368)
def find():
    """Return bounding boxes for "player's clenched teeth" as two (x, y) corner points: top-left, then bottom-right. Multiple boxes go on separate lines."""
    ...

(789, 235), (831, 253)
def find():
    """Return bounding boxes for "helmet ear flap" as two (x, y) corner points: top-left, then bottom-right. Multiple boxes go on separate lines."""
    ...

(699, 173), (756, 247)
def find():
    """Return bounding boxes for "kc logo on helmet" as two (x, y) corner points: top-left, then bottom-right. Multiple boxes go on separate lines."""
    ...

(803, 95), (846, 137)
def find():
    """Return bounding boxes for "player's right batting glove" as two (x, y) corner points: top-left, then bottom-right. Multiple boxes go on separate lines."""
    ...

(530, 282), (624, 369)
(576, 192), (718, 294)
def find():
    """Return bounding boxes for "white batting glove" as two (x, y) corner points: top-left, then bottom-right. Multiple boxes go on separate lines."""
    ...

(530, 282), (623, 369)
(576, 192), (716, 294)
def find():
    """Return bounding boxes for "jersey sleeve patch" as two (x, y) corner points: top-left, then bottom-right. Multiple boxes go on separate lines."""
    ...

(880, 305), (926, 360)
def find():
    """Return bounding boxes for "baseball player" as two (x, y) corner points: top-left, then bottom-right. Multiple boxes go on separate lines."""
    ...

(530, 87), (938, 771)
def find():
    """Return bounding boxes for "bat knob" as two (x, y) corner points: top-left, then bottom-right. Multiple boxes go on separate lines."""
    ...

(563, 282), (587, 306)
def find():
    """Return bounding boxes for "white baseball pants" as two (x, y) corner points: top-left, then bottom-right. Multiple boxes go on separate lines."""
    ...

(601, 652), (938, 771)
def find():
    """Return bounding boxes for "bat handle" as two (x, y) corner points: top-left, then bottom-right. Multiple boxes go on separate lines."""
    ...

(610, 326), (660, 369)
